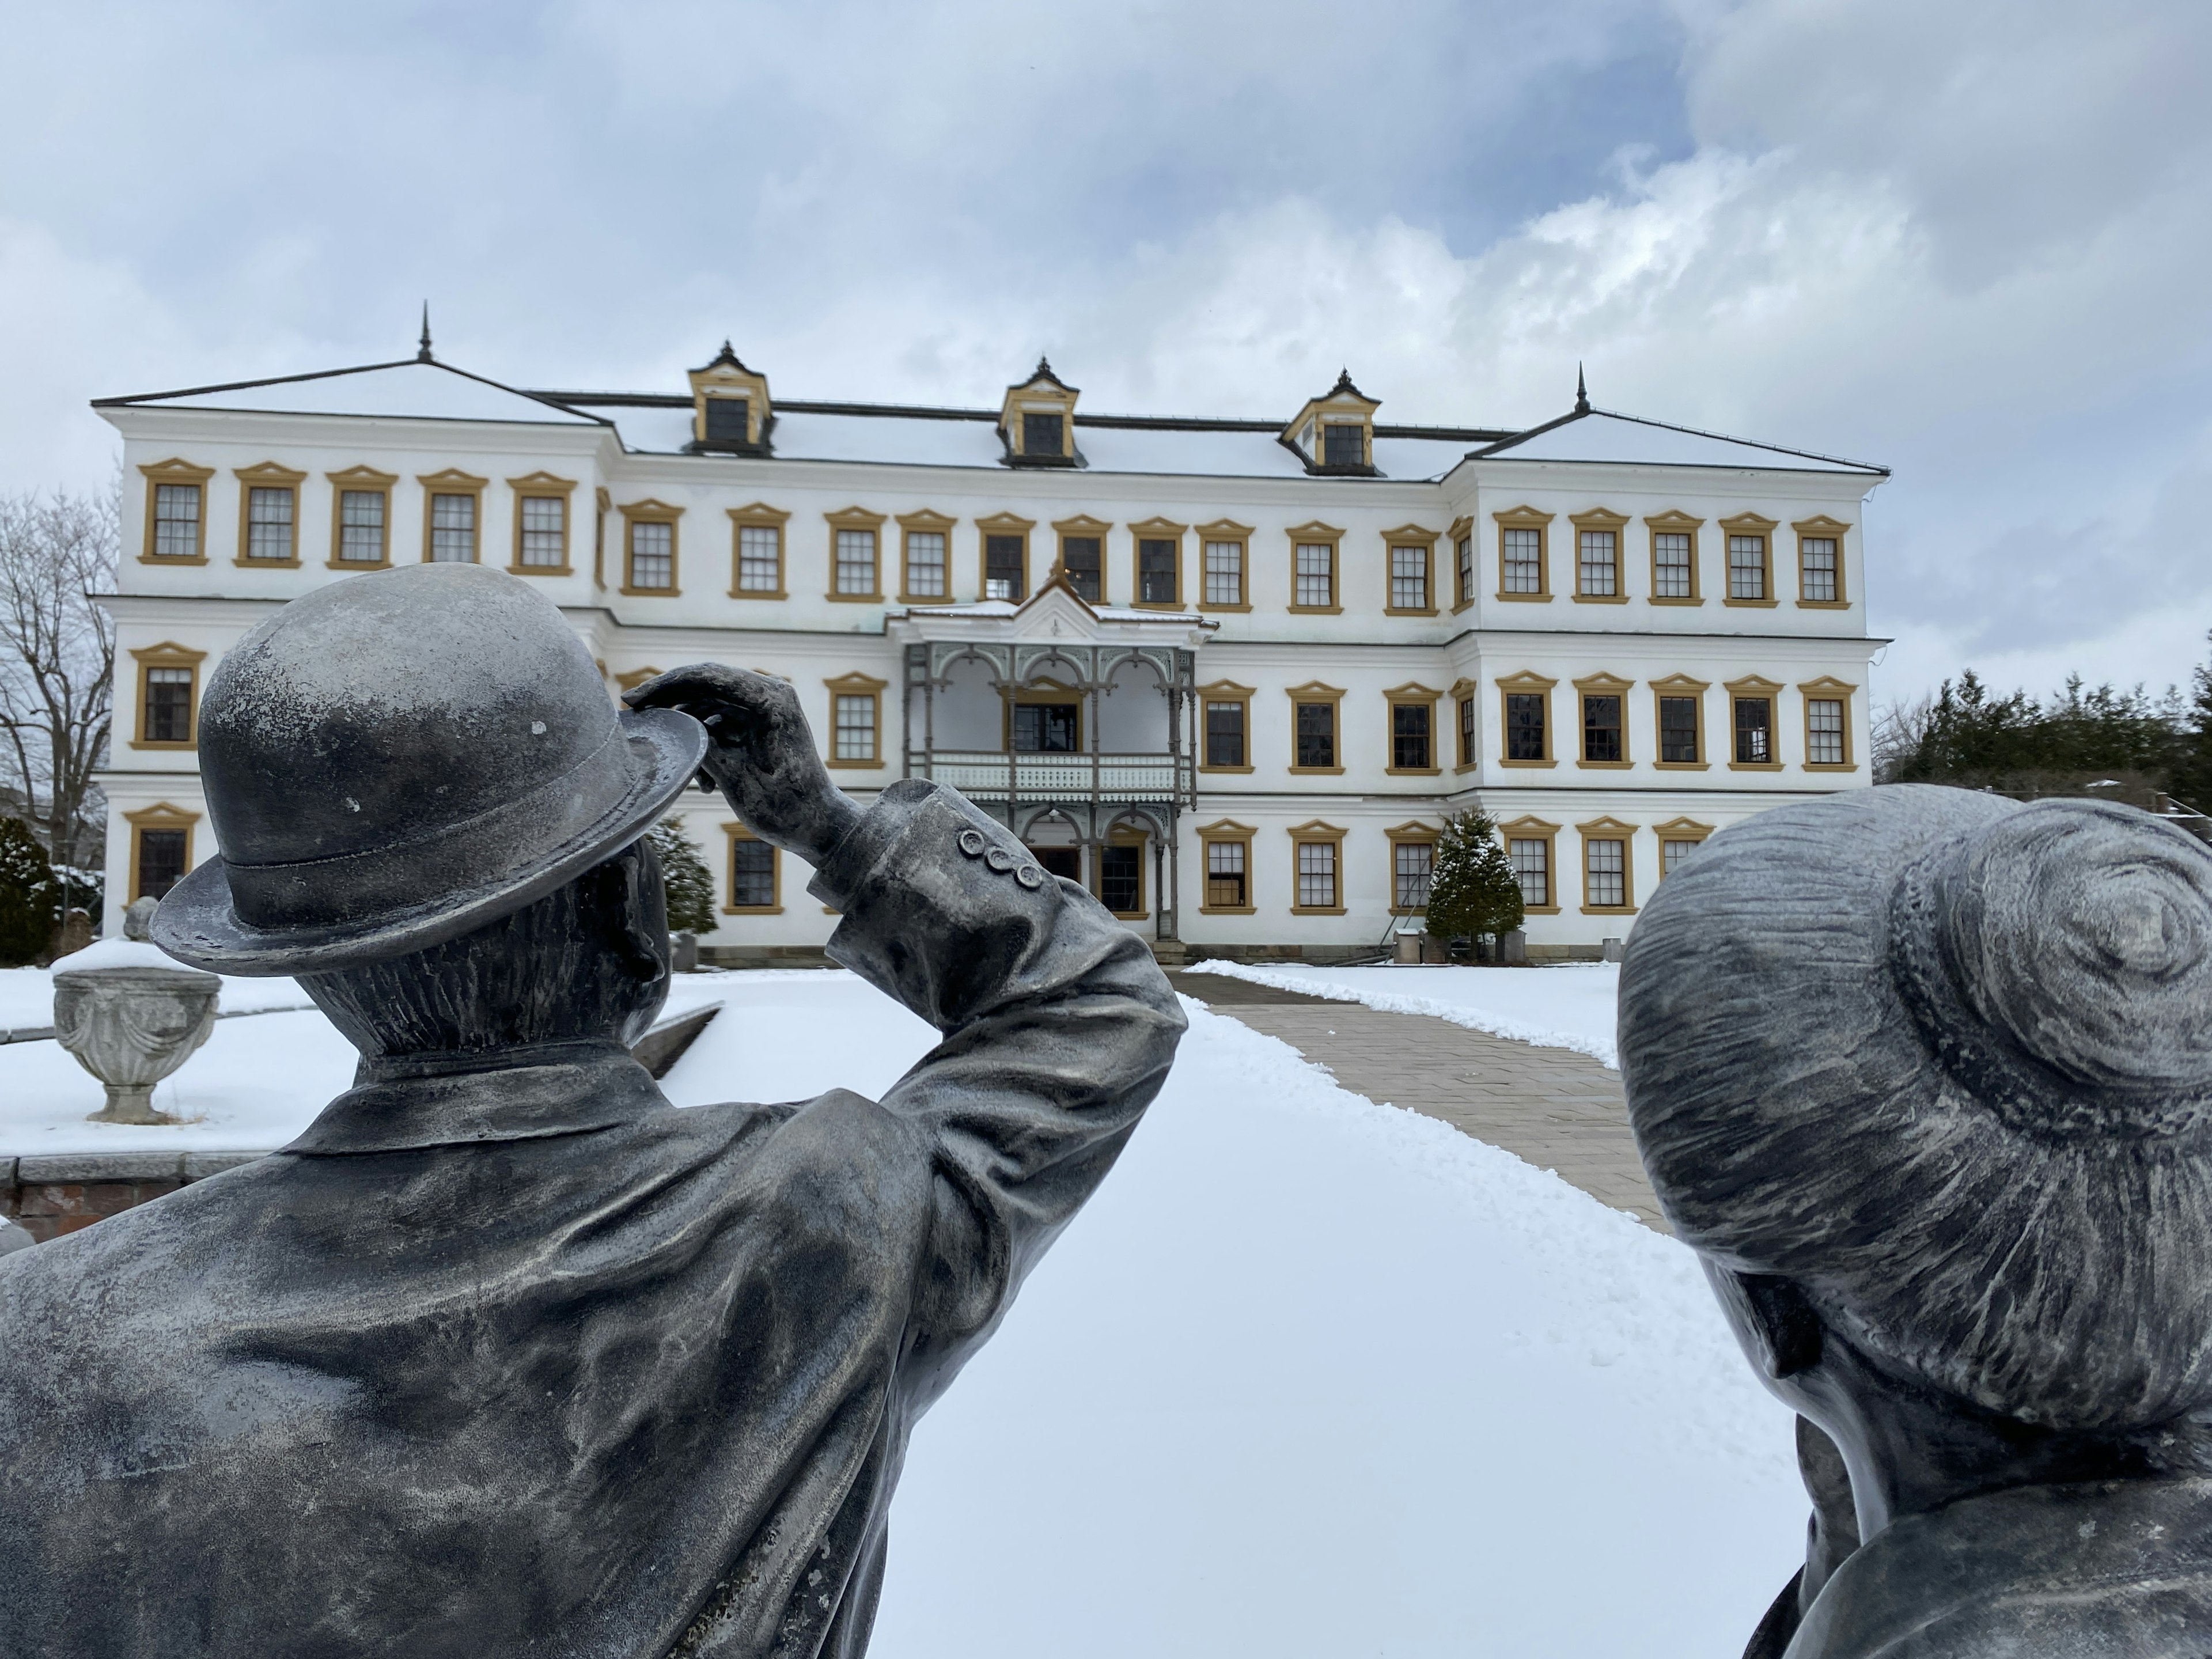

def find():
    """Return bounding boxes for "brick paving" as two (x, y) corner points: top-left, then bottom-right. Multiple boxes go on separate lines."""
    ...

(1167, 972), (1667, 1231)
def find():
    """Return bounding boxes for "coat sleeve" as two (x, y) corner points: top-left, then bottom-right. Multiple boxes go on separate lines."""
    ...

(806, 780), (1187, 1388)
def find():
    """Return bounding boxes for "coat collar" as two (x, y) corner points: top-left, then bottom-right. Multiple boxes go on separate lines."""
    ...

(283, 1042), (667, 1156)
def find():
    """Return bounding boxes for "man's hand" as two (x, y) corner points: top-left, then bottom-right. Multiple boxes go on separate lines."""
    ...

(624, 665), (863, 863)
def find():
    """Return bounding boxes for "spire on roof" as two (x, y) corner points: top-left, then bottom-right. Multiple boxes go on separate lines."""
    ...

(418, 304), (434, 363)
(1574, 362), (1589, 415)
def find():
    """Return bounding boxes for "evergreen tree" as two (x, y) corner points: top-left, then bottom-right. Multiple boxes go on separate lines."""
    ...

(0, 815), (60, 967)
(2173, 631), (2212, 814)
(1423, 809), (1524, 951)
(647, 818), (717, 937)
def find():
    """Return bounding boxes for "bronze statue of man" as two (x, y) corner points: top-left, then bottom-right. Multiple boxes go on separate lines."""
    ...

(1622, 786), (2212, 1657)
(0, 563), (1185, 1657)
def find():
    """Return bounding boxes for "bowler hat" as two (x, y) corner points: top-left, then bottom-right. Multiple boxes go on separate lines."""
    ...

(153, 563), (707, 975)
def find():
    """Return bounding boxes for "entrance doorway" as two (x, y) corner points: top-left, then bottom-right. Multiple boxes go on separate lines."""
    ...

(1030, 846), (1082, 883)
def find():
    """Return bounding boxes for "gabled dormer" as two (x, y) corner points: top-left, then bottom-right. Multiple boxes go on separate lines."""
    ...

(1282, 370), (1380, 475)
(999, 358), (1081, 467)
(687, 342), (772, 455)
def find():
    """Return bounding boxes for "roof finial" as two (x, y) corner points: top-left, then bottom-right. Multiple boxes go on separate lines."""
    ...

(418, 304), (434, 363)
(1574, 362), (1589, 415)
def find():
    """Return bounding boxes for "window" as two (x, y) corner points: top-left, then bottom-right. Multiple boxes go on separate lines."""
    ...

(1322, 423), (1363, 468)
(1734, 696), (1774, 764)
(834, 528), (878, 597)
(1510, 838), (1550, 910)
(1658, 827), (1711, 878)
(137, 828), (188, 900)
(1502, 527), (1544, 594)
(1663, 839), (1699, 877)
(1389, 544), (1429, 611)
(1138, 538), (1178, 605)
(629, 520), (675, 590)
(1455, 533), (1474, 607)
(1393, 840), (1434, 911)
(1391, 702), (1433, 771)
(704, 396), (749, 445)
(516, 495), (566, 568)
(429, 493), (478, 562)
(1203, 539), (1244, 606)
(244, 486), (295, 561)
(1203, 835), (1249, 911)
(826, 675), (885, 768)
(1012, 702), (1080, 753)
(986, 535), (1025, 601)
(1204, 700), (1246, 768)
(1293, 700), (1337, 769)
(151, 482), (203, 559)
(1801, 537), (1838, 603)
(1294, 542), (1335, 609)
(1582, 694), (1623, 763)
(1506, 693), (1547, 762)
(1653, 532), (1694, 599)
(1660, 696), (1700, 763)
(1728, 535), (1768, 600)
(1296, 840), (1338, 909)
(1577, 529), (1617, 597)
(144, 667), (193, 744)
(1585, 837), (1627, 910)
(1808, 697), (1846, 765)
(729, 835), (777, 911)
(738, 525), (783, 592)
(1022, 411), (1064, 459)
(903, 528), (947, 599)
(337, 490), (387, 563)
(1457, 695), (1476, 767)
(1060, 536), (1101, 601)
(1100, 843), (1143, 915)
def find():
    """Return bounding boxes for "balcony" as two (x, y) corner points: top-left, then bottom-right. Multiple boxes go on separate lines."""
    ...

(910, 749), (1192, 805)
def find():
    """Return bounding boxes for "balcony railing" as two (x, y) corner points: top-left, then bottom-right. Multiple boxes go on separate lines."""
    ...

(907, 749), (1192, 805)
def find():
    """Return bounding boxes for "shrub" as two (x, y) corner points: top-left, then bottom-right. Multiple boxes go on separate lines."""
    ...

(0, 816), (60, 967)
(1424, 809), (1524, 951)
(647, 818), (717, 937)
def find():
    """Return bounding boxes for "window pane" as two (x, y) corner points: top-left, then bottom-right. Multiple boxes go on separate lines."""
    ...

(518, 494), (566, 567)
(1734, 696), (1773, 763)
(1138, 538), (1177, 605)
(1455, 535), (1473, 604)
(145, 666), (192, 743)
(1012, 703), (1080, 753)
(704, 396), (749, 443)
(1297, 841), (1338, 908)
(1100, 844), (1142, 914)
(137, 828), (188, 900)
(338, 490), (386, 562)
(1502, 527), (1543, 593)
(1205, 700), (1245, 767)
(986, 534), (1025, 601)
(1586, 838), (1626, 908)
(1022, 411), (1063, 457)
(1578, 529), (1616, 596)
(1205, 839), (1247, 908)
(1659, 695), (1699, 763)
(1395, 840), (1434, 911)
(1203, 540), (1243, 605)
(629, 520), (674, 589)
(1390, 545), (1428, 609)
(1392, 702), (1431, 770)
(1801, 537), (1838, 602)
(1808, 697), (1846, 764)
(835, 528), (877, 596)
(153, 484), (201, 558)
(1458, 696), (1476, 766)
(1294, 543), (1334, 608)
(1060, 536), (1101, 601)
(430, 493), (477, 562)
(1581, 694), (1622, 763)
(730, 838), (775, 908)
(1653, 532), (1694, 599)
(1728, 535), (1767, 600)
(834, 694), (876, 762)
(245, 486), (294, 560)
(738, 525), (783, 592)
(1322, 423), (1363, 467)
(1506, 692), (1546, 761)
(1509, 838), (1549, 909)
(1294, 702), (1335, 768)
(1662, 838), (1701, 877)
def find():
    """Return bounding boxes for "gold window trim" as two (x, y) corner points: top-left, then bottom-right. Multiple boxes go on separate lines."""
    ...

(618, 499), (684, 596)
(324, 465), (397, 570)
(1448, 516), (1478, 612)
(418, 468), (489, 565)
(825, 671), (890, 770)
(126, 801), (200, 903)
(1285, 521), (1346, 615)
(1196, 817), (1257, 915)
(1097, 821), (1151, 918)
(1798, 676), (1859, 771)
(1793, 516), (1851, 609)
(1495, 670), (1558, 768)
(1498, 814), (1562, 915)
(894, 508), (957, 605)
(129, 642), (208, 751)
(1382, 681), (1444, 777)
(1380, 522), (1441, 616)
(505, 471), (578, 577)
(1002, 677), (1084, 753)
(975, 511), (1037, 600)
(1650, 673), (1712, 771)
(1654, 816), (1716, 882)
(138, 459), (213, 565)
(1127, 515), (1188, 611)
(1494, 505), (1555, 602)
(1195, 517), (1254, 614)
(1285, 680), (1347, 775)
(1050, 514), (1114, 605)
(1286, 819), (1349, 916)
(1567, 507), (1631, 604)
(1577, 816), (1639, 916)
(1196, 679), (1256, 775)
(721, 821), (784, 915)
(824, 506), (888, 603)
(1725, 674), (1787, 771)
(1572, 671), (1636, 770)
(1643, 510), (1705, 606)
(1449, 676), (1481, 772)
(728, 502), (791, 600)
(690, 349), (772, 449)
(1386, 819), (1441, 915)
(232, 462), (307, 567)
(999, 365), (1080, 461)
(1720, 512), (1781, 608)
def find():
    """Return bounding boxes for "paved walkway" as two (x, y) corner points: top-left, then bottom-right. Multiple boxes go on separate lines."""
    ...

(1166, 972), (1667, 1231)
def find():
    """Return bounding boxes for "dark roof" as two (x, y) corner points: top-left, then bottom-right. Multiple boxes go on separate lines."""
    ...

(1465, 404), (1888, 475)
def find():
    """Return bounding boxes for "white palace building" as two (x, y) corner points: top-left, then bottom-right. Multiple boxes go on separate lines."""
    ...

(93, 335), (1885, 962)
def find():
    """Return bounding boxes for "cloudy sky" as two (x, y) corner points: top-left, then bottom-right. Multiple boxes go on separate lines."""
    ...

(3, 0), (2206, 706)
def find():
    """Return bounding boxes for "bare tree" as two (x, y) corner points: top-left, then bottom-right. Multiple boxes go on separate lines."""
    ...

(1870, 693), (1933, 785)
(0, 486), (117, 870)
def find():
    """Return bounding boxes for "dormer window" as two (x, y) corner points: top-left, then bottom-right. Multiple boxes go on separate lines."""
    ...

(1282, 370), (1380, 475)
(1000, 358), (1081, 467)
(687, 342), (772, 454)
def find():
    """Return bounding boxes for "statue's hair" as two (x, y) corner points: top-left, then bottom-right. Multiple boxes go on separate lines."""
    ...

(1621, 787), (2212, 1431)
(303, 838), (667, 1060)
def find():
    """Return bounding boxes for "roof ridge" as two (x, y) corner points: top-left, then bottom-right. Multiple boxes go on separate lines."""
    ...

(94, 358), (611, 426)
(1469, 403), (1887, 474)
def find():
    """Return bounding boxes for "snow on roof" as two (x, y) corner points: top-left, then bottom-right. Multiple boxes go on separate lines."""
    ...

(96, 359), (606, 426)
(1468, 407), (1885, 475)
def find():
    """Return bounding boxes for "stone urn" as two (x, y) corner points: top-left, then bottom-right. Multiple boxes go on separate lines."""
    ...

(51, 897), (221, 1125)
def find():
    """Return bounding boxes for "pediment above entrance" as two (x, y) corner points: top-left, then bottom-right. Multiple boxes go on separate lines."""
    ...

(888, 584), (1215, 648)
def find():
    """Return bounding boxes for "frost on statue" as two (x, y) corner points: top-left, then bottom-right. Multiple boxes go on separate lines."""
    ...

(0, 563), (1185, 1658)
(1622, 786), (2212, 1658)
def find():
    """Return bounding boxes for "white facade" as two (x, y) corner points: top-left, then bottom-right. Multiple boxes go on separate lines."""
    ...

(94, 350), (1885, 961)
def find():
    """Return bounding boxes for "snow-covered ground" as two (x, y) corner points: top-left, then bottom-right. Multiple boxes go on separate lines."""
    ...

(0, 965), (1801, 1655)
(1187, 959), (1624, 1067)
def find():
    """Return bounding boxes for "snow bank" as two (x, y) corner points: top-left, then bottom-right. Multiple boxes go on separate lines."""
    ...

(1186, 960), (1624, 1067)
